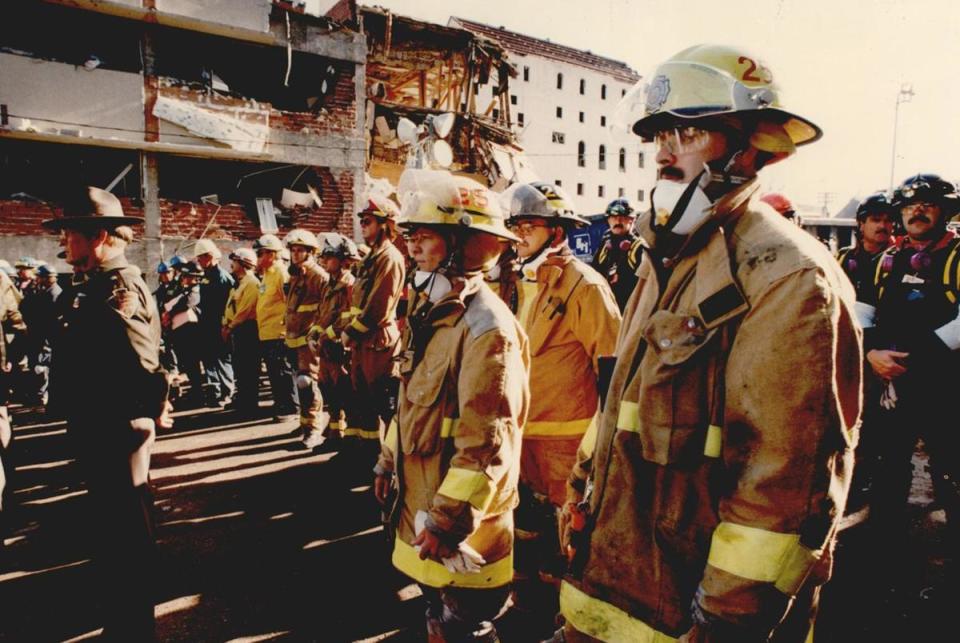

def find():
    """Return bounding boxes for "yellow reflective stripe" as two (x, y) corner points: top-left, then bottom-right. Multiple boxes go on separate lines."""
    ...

(325, 326), (337, 339)
(707, 522), (820, 596)
(944, 245), (960, 299)
(524, 415), (595, 437)
(350, 317), (370, 333)
(616, 401), (639, 432)
(441, 417), (459, 438)
(384, 419), (398, 454)
(297, 303), (319, 312)
(560, 581), (677, 643)
(392, 538), (513, 588)
(704, 424), (722, 458)
(350, 306), (362, 315)
(343, 427), (380, 440)
(341, 311), (354, 318)
(437, 467), (495, 510)
(579, 417), (599, 458)
(328, 421), (341, 431)
(286, 336), (307, 348)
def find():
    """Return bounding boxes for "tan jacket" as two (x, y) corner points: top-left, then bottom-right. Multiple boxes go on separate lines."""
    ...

(311, 269), (355, 342)
(377, 275), (530, 589)
(561, 181), (862, 642)
(285, 258), (328, 348)
(345, 240), (405, 350)
(520, 246), (621, 438)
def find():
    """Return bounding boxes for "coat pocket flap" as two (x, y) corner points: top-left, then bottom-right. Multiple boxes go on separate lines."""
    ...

(643, 309), (717, 367)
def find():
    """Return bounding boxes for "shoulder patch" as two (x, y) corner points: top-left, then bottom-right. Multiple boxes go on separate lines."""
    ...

(108, 284), (138, 319)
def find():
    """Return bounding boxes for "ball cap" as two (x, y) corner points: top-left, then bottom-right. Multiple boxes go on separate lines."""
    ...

(42, 186), (144, 230)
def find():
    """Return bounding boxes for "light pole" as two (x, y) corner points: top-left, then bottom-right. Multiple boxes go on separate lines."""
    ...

(889, 83), (915, 192)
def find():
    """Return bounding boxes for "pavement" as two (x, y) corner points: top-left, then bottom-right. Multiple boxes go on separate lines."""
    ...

(0, 397), (953, 642)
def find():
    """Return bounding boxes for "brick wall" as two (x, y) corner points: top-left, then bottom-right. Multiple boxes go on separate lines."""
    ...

(0, 167), (355, 241)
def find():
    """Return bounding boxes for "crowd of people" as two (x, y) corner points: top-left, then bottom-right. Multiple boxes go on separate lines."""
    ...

(0, 42), (958, 643)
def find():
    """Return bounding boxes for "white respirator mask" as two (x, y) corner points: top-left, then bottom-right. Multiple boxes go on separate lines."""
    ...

(650, 167), (714, 236)
(413, 270), (452, 303)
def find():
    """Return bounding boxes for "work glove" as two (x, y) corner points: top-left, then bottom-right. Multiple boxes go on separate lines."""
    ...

(880, 380), (898, 410)
(414, 510), (486, 574)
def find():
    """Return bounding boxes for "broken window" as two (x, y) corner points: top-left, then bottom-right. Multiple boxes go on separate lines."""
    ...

(598, 145), (606, 170)
(157, 156), (325, 228)
(577, 141), (586, 167)
(619, 148), (626, 171)
(598, 185), (605, 198)
(0, 139), (141, 204)
(152, 27), (346, 112)
(1, 2), (142, 73)
(523, 66), (530, 82)
(518, 113), (525, 126)
(552, 132), (565, 144)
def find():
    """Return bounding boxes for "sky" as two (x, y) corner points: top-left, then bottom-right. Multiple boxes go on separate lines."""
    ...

(311, 0), (960, 214)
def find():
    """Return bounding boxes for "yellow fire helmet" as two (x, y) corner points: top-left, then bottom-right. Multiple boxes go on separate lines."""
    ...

(397, 169), (519, 243)
(617, 44), (821, 153)
(283, 228), (319, 249)
(358, 195), (401, 222)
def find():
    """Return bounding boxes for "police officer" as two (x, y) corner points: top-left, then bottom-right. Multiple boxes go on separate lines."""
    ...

(591, 197), (644, 311)
(194, 239), (236, 406)
(501, 181), (621, 635)
(343, 197), (406, 452)
(857, 173), (960, 602)
(837, 192), (896, 295)
(255, 234), (299, 422)
(558, 45), (861, 642)
(284, 229), (329, 448)
(42, 186), (171, 640)
(308, 234), (360, 442)
(374, 169), (529, 642)
(222, 248), (261, 417)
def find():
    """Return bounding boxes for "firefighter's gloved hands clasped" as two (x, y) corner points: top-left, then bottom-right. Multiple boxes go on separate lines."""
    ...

(413, 510), (486, 573)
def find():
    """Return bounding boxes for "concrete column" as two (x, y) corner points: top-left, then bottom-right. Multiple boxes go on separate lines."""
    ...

(141, 151), (163, 288)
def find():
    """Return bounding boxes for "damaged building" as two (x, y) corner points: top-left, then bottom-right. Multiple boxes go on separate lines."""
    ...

(0, 0), (366, 276)
(359, 6), (534, 190)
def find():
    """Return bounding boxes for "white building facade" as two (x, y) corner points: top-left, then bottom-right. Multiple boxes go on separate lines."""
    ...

(451, 17), (655, 216)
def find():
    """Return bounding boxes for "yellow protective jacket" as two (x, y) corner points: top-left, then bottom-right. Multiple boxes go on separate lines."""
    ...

(257, 264), (289, 341)
(311, 269), (355, 342)
(284, 258), (328, 348)
(222, 271), (259, 332)
(521, 246), (621, 438)
(344, 240), (406, 350)
(377, 274), (530, 589)
(561, 181), (862, 642)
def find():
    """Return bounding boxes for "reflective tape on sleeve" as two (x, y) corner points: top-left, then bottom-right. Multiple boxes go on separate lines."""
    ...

(707, 521), (820, 596)
(350, 317), (370, 333)
(296, 303), (319, 313)
(437, 467), (495, 511)
(560, 581), (677, 643)
(704, 424), (722, 458)
(616, 401), (639, 432)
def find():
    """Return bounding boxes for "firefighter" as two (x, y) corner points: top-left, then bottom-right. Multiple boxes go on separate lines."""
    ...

(308, 233), (360, 442)
(590, 197), (644, 311)
(557, 45), (861, 643)
(166, 261), (203, 407)
(194, 239), (235, 406)
(499, 181), (621, 635)
(374, 169), (529, 642)
(222, 248), (261, 417)
(14, 257), (38, 296)
(342, 196), (406, 452)
(255, 234), (298, 422)
(284, 229), (329, 448)
(837, 192), (896, 295)
(856, 173), (960, 608)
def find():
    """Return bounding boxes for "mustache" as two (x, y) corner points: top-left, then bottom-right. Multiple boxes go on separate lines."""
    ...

(658, 166), (685, 181)
(908, 215), (931, 224)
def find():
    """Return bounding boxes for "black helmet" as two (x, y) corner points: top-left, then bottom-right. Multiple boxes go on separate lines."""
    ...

(605, 198), (635, 218)
(855, 191), (894, 222)
(891, 174), (960, 215)
(319, 233), (361, 261)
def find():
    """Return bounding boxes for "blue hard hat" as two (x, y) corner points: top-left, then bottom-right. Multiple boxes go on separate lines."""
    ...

(157, 261), (170, 274)
(168, 255), (187, 269)
(36, 264), (58, 278)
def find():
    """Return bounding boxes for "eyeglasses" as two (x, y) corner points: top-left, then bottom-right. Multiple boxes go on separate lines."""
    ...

(508, 221), (549, 236)
(653, 126), (714, 154)
(901, 202), (939, 217)
(360, 216), (378, 226)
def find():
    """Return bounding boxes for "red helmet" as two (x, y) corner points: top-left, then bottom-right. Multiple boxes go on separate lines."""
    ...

(759, 192), (796, 219)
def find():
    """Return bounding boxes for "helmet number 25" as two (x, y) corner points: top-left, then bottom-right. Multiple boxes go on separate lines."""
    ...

(738, 56), (764, 82)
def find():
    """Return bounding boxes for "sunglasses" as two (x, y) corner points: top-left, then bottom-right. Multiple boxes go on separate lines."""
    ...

(360, 216), (378, 226)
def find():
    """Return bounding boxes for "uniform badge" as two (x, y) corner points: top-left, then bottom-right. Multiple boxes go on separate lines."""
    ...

(109, 286), (137, 319)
